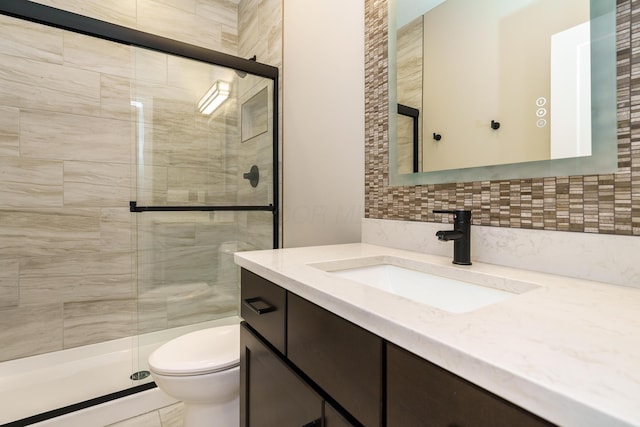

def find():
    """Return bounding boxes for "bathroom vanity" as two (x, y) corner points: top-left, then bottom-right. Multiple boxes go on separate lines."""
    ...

(235, 243), (640, 427)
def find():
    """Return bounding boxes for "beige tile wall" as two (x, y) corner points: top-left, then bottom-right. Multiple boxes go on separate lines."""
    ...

(0, 11), (135, 360)
(0, 0), (281, 362)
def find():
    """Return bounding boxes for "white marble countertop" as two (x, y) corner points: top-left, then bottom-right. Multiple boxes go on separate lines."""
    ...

(235, 243), (640, 427)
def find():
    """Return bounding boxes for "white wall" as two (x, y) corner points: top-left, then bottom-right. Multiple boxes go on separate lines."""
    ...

(282, 0), (365, 247)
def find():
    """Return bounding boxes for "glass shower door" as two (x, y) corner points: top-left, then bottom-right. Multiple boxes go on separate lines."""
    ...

(129, 46), (277, 379)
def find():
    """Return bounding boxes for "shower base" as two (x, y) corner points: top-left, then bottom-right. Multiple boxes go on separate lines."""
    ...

(0, 316), (241, 425)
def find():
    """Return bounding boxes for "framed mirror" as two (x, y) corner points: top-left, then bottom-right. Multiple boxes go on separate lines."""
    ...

(388, 0), (618, 186)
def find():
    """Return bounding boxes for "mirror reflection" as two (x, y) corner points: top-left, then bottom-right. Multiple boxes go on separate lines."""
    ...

(391, 0), (618, 184)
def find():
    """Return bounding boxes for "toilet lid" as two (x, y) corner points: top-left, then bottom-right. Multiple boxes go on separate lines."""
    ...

(148, 324), (240, 376)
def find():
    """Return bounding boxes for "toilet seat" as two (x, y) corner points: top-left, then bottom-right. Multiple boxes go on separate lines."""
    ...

(148, 324), (239, 376)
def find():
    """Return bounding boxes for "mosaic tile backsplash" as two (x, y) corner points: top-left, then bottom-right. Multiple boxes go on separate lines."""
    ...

(364, 0), (639, 236)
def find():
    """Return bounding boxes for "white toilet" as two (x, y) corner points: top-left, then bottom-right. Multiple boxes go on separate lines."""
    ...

(148, 324), (240, 427)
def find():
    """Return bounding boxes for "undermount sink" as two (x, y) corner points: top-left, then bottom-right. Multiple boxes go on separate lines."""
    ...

(310, 256), (539, 314)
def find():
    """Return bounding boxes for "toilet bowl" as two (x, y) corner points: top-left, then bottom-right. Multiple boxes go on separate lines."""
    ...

(148, 324), (240, 427)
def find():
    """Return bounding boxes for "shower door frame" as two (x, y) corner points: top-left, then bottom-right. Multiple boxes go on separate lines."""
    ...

(0, 1), (279, 424)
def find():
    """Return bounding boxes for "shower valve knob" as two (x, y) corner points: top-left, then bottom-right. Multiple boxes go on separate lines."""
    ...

(243, 165), (259, 187)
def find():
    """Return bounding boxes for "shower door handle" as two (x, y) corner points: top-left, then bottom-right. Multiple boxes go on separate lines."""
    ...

(243, 297), (276, 315)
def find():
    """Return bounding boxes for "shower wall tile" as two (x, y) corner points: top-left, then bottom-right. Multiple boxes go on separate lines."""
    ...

(196, 221), (237, 244)
(101, 75), (134, 121)
(136, 0), (229, 54)
(20, 273), (134, 306)
(238, 0), (259, 58)
(20, 110), (131, 163)
(0, 157), (63, 208)
(136, 165), (169, 205)
(166, 281), (237, 328)
(132, 79), (191, 113)
(196, 0), (238, 31)
(20, 251), (132, 280)
(63, 161), (131, 207)
(0, 55), (101, 116)
(0, 259), (18, 307)
(133, 49), (168, 85)
(152, 0), (196, 14)
(0, 208), (101, 258)
(63, 32), (132, 78)
(63, 298), (136, 348)
(166, 54), (223, 92)
(137, 246), (217, 286)
(152, 91), (198, 122)
(0, 303), (63, 361)
(0, 106), (19, 157)
(27, 0), (138, 29)
(261, 0), (284, 67)
(166, 133), (211, 168)
(137, 218), (197, 249)
(27, 0), (241, 54)
(237, 211), (274, 250)
(136, 295), (168, 334)
(100, 208), (133, 252)
(0, 14), (63, 64)
(195, 0), (239, 54)
(166, 166), (214, 196)
(238, 0), (282, 67)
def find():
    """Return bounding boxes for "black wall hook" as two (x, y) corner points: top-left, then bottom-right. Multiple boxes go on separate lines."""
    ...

(433, 133), (442, 141)
(491, 120), (501, 130)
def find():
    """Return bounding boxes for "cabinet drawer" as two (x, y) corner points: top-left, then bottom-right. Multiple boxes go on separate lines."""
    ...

(240, 268), (286, 354)
(287, 293), (383, 427)
(387, 343), (554, 427)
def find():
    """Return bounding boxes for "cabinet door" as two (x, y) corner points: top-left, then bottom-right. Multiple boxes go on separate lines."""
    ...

(240, 323), (323, 427)
(387, 343), (554, 427)
(288, 293), (383, 426)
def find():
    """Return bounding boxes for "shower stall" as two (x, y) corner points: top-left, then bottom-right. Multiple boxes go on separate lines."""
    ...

(0, 2), (278, 425)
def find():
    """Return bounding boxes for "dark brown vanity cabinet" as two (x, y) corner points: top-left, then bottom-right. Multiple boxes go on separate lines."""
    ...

(240, 268), (553, 427)
(387, 343), (554, 427)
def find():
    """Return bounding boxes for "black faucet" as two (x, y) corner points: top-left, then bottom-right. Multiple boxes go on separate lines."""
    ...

(433, 210), (472, 265)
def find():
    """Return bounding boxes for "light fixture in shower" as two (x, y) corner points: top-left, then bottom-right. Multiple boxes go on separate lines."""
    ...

(198, 80), (231, 115)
